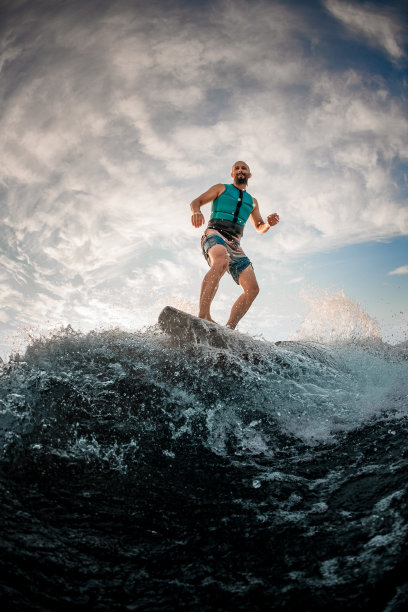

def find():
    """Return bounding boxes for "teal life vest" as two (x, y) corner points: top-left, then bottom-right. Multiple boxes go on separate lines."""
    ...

(208, 184), (253, 238)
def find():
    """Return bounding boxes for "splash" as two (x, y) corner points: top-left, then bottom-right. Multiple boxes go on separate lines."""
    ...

(166, 295), (198, 316)
(293, 289), (381, 344)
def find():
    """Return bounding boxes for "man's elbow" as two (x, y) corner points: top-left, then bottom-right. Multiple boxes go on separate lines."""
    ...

(256, 224), (268, 235)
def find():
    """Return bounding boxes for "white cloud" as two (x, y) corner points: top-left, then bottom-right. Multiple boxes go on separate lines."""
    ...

(288, 277), (305, 285)
(388, 265), (408, 276)
(324, 0), (407, 60)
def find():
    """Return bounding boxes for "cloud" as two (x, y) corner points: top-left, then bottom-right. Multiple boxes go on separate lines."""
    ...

(0, 0), (407, 354)
(388, 265), (408, 276)
(288, 277), (305, 285)
(324, 0), (407, 60)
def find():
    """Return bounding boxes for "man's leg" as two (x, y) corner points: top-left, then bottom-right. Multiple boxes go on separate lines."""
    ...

(199, 244), (229, 322)
(226, 265), (259, 329)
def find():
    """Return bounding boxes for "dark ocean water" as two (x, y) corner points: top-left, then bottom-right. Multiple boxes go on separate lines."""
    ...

(0, 325), (407, 611)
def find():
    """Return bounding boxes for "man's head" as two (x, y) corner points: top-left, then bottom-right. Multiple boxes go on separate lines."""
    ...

(231, 161), (251, 187)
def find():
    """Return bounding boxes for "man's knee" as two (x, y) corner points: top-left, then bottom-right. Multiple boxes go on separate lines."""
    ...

(208, 244), (229, 273)
(213, 257), (229, 273)
(209, 249), (229, 273)
(246, 282), (259, 301)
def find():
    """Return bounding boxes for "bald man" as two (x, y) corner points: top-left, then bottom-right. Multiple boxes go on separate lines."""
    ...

(190, 161), (280, 329)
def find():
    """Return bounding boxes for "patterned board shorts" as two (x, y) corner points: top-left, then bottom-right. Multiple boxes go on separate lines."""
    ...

(201, 228), (252, 285)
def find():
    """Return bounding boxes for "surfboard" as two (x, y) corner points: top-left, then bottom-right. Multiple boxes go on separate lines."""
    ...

(158, 306), (331, 371)
(158, 306), (233, 349)
(157, 306), (288, 369)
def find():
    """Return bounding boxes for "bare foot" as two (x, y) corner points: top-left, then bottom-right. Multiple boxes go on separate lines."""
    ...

(199, 314), (218, 324)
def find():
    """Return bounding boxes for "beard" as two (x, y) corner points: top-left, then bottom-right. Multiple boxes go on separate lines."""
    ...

(236, 175), (248, 185)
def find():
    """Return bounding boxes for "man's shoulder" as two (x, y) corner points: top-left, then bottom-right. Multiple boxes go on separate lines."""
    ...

(212, 183), (226, 197)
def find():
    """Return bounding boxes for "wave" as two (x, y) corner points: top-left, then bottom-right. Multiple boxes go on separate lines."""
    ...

(1, 325), (407, 610)
(1, 325), (406, 470)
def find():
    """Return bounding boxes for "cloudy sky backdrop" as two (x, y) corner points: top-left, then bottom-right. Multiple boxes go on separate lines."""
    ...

(0, 0), (407, 357)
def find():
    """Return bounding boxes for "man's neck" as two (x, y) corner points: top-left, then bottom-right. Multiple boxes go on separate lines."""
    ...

(233, 181), (247, 191)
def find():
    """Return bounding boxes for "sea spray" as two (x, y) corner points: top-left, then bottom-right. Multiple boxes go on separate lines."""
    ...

(293, 289), (382, 344)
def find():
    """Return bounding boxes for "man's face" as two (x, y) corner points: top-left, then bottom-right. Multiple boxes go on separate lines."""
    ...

(231, 161), (251, 186)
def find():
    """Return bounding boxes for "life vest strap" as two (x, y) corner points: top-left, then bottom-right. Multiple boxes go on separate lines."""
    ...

(233, 189), (244, 225)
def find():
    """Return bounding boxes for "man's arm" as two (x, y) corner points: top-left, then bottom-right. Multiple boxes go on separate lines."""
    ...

(190, 184), (225, 228)
(249, 198), (279, 234)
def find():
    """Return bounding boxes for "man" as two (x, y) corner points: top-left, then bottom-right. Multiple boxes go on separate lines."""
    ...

(190, 161), (279, 328)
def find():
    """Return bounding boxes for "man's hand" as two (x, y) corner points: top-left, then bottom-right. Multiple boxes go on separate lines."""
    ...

(191, 212), (204, 228)
(267, 213), (279, 227)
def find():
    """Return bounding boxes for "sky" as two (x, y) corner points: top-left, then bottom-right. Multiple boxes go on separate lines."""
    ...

(0, 0), (407, 358)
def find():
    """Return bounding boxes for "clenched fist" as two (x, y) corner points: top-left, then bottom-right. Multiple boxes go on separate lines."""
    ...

(191, 212), (204, 228)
